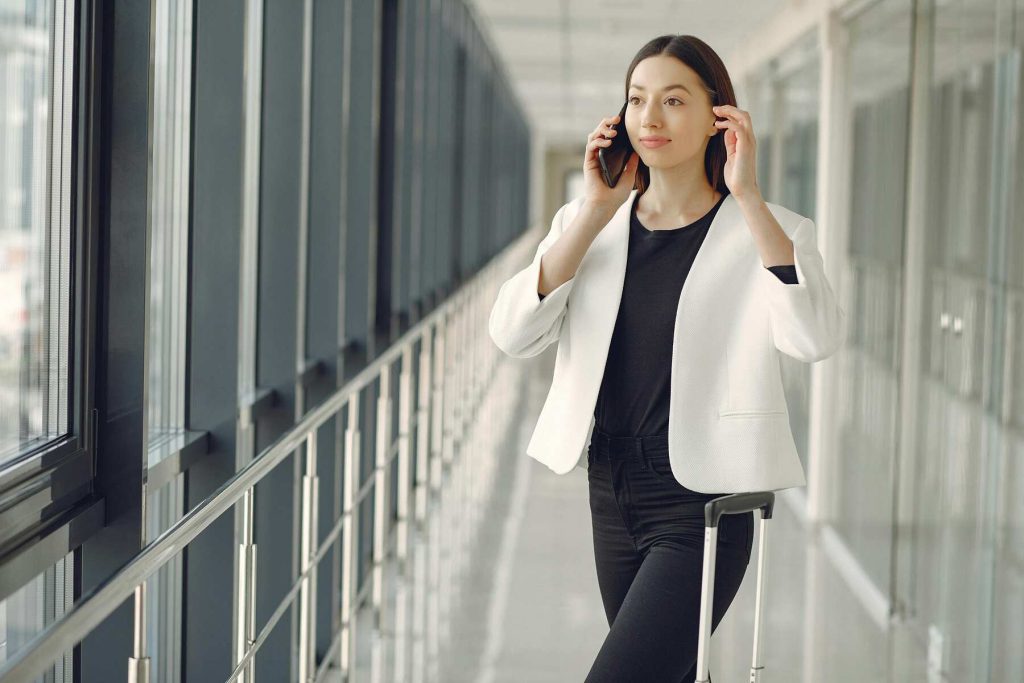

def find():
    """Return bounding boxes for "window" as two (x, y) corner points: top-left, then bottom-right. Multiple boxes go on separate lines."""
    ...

(0, 0), (74, 466)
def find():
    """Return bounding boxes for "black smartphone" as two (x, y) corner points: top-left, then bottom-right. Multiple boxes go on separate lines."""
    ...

(597, 100), (634, 188)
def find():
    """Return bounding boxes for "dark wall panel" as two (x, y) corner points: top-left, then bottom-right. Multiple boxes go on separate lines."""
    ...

(184, 0), (247, 679)
(79, 0), (152, 678)
(253, 0), (306, 680)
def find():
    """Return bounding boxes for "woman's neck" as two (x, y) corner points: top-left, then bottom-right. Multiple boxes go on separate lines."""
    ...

(636, 184), (722, 230)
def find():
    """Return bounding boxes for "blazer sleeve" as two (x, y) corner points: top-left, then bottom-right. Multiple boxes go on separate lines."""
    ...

(488, 199), (579, 358)
(758, 216), (846, 363)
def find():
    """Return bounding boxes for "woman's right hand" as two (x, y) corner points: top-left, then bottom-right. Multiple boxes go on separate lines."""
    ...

(583, 114), (639, 212)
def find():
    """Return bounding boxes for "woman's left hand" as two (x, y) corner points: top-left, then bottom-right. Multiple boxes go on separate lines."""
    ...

(713, 104), (760, 200)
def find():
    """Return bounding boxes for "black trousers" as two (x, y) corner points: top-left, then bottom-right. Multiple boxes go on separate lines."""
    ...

(585, 425), (754, 683)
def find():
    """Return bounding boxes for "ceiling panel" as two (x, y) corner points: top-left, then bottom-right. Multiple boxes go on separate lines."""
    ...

(467, 0), (790, 146)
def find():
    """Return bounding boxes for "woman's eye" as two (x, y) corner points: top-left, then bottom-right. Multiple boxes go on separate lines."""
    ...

(627, 96), (682, 105)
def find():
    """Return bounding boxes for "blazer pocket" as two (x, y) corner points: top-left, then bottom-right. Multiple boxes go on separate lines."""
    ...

(718, 408), (786, 418)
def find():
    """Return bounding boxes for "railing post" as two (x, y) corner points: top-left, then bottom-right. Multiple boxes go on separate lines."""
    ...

(298, 431), (319, 682)
(372, 365), (392, 628)
(415, 330), (433, 522)
(430, 319), (446, 493)
(127, 584), (150, 683)
(234, 487), (258, 683)
(338, 398), (361, 679)
(396, 345), (413, 565)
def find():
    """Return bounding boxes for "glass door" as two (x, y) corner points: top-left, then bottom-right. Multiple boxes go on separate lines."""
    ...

(894, 0), (1022, 680)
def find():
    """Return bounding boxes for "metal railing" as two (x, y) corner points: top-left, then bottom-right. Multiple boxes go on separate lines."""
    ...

(0, 226), (543, 683)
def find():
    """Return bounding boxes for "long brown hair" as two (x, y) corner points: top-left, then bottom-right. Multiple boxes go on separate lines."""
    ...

(623, 35), (737, 196)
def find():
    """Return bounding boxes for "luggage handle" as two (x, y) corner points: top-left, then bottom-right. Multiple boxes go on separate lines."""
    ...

(696, 491), (775, 683)
(703, 491), (775, 528)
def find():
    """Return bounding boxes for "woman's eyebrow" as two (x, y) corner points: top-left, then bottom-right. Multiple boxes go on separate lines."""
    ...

(629, 83), (693, 96)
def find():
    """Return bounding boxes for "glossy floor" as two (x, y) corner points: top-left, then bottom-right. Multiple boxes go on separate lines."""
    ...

(323, 355), (930, 682)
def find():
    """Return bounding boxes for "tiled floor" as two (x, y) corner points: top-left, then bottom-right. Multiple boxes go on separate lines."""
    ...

(321, 351), (931, 682)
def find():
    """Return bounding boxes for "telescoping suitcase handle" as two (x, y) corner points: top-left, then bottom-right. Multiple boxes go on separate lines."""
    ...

(695, 491), (775, 683)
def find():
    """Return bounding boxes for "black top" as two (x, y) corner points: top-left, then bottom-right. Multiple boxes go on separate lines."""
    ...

(537, 193), (798, 438)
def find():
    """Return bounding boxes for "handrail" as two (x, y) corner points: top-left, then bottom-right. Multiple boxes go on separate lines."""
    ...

(0, 224), (544, 682)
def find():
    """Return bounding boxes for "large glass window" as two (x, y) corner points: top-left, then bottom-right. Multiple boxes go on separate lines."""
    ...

(0, 553), (73, 677)
(739, 29), (822, 474)
(0, 0), (73, 465)
(898, 0), (1023, 680)
(147, 0), (193, 458)
(0, 0), (76, 677)
(144, 1), (194, 681)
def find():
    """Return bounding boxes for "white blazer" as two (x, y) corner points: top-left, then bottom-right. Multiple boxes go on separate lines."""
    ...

(488, 189), (846, 493)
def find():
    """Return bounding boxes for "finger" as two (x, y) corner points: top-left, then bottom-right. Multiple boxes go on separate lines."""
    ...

(596, 115), (618, 132)
(714, 106), (752, 129)
(714, 119), (752, 141)
(714, 109), (745, 126)
(587, 137), (612, 153)
(712, 105), (739, 118)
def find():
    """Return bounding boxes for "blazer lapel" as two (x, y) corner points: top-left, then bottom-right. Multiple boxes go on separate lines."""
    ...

(581, 190), (741, 359)
(572, 190), (636, 371)
(571, 189), (742, 412)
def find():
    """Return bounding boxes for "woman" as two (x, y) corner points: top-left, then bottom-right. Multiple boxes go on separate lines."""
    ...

(488, 34), (845, 682)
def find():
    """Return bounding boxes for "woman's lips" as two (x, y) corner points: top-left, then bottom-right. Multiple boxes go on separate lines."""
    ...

(639, 138), (670, 149)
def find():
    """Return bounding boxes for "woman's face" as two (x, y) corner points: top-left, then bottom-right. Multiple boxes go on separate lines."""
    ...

(625, 55), (718, 171)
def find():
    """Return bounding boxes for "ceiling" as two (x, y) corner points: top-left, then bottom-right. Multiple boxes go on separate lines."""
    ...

(466, 0), (791, 146)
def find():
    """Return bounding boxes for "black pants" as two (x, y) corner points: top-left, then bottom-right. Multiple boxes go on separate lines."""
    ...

(585, 425), (754, 683)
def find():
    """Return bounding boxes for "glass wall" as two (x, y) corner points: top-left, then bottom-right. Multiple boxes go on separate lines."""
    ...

(738, 28), (822, 476)
(834, 0), (913, 597)
(896, 0), (1023, 680)
(0, 0), (531, 679)
(143, 0), (194, 680)
(0, 0), (70, 464)
(0, 553), (73, 676)
(0, 1), (78, 680)
(746, 0), (1024, 680)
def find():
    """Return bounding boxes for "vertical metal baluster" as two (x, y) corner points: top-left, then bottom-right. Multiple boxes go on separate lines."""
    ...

(427, 314), (449, 680)
(373, 368), (390, 672)
(431, 320), (446, 493)
(235, 488), (258, 683)
(443, 299), (457, 469)
(393, 345), (413, 681)
(127, 584), (150, 683)
(373, 365), (392, 628)
(449, 299), (466, 645)
(412, 329), (433, 681)
(292, 0), (315, 674)
(330, 402), (344, 668)
(339, 398), (361, 679)
(235, 0), (263, 677)
(416, 330), (433, 521)
(299, 446), (312, 682)
(427, 491), (441, 681)
(397, 345), (413, 564)
(467, 293), (478, 538)
(298, 431), (319, 682)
